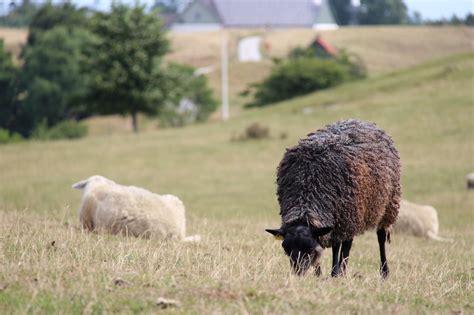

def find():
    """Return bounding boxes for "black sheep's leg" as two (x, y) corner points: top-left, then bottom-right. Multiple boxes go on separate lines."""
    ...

(331, 241), (341, 277)
(339, 239), (353, 276)
(377, 228), (389, 278)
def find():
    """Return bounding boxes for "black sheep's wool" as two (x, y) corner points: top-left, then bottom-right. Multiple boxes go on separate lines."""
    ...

(277, 119), (401, 248)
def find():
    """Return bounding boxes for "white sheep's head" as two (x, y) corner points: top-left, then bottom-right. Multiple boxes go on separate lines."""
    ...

(72, 175), (115, 190)
(266, 225), (332, 276)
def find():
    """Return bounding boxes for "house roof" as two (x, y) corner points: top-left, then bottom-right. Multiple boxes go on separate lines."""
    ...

(180, 0), (337, 28)
(313, 35), (338, 55)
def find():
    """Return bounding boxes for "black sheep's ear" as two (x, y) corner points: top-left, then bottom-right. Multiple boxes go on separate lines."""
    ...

(265, 228), (285, 240)
(312, 227), (333, 238)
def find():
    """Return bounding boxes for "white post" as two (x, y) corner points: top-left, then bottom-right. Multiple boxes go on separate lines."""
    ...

(221, 33), (229, 121)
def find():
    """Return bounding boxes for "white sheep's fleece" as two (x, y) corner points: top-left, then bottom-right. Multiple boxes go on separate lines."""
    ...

(394, 199), (452, 242)
(72, 175), (200, 242)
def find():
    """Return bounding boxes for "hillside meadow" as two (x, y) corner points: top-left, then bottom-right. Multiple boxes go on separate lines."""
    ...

(0, 52), (473, 314)
(169, 26), (474, 112)
(1, 25), (473, 114)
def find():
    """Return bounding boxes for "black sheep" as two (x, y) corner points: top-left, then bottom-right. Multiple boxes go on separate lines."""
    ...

(266, 119), (401, 278)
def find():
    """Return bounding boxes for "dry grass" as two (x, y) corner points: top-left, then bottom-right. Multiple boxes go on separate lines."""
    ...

(1, 210), (472, 314)
(172, 26), (474, 117)
(0, 52), (473, 313)
(262, 26), (474, 74)
(168, 26), (474, 75)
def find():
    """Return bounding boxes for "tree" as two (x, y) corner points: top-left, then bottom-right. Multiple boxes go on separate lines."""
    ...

(465, 13), (474, 26)
(246, 46), (366, 107)
(26, 2), (89, 46)
(449, 14), (462, 25)
(7, 3), (94, 137)
(19, 26), (94, 135)
(0, 40), (20, 133)
(408, 11), (422, 25)
(358, 0), (408, 25)
(153, 0), (179, 14)
(330, 0), (352, 25)
(86, 4), (170, 132)
(0, 0), (38, 27)
(157, 63), (217, 127)
(247, 58), (349, 107)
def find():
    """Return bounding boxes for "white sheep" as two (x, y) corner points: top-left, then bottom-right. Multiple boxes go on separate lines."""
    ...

(393, 199), (451, 242)
(72, 175), (200, 242)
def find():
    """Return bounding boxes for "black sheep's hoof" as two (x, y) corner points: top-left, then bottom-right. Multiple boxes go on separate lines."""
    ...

(380, 265), (390, 279)
(331, 268), (341, 278)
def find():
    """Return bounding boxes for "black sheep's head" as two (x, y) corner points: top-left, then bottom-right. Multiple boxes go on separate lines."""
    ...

(266, 225), (332, 276)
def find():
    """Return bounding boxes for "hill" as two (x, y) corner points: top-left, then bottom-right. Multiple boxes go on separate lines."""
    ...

(0, 52), (473, 314)
(169, 26), (473, 110)
(1, 26), (473, 110)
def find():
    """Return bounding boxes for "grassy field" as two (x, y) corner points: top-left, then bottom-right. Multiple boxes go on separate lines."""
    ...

(0, 51), (473, 314)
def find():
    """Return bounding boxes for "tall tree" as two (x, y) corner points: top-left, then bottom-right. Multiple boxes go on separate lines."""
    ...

(153, 0), (179, 14)
(465, 13), (474, 26)
(26, 2), (89, 46)
(358, 0), (408, 25)
(86, 4), (170, 132)
(330, 0), (352, 25)
(0, 40), (20, 133)
(157, 63), (217, 127)
(0, 0), (37, 27)
(20, 26), (95, 135)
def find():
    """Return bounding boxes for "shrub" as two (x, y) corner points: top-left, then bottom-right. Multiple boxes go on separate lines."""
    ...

(336, 49), (367, 81)
(247, 58), (349, 107)
(245, 123), (270, 139)
(246, 43), (367, 108)
(32, 120), (88, 140)
(0, 129), (23, 144)
(231, 123), (271, 141)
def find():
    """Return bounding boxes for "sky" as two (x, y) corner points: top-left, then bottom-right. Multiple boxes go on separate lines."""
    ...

(0, 0), (473, 20)
(404, 0), (473, 20)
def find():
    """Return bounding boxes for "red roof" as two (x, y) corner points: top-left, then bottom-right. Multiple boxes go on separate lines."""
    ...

(314, 35), (338, 56)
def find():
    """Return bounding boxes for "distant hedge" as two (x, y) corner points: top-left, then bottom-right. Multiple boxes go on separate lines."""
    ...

(0, 129), (23, 144)
(246, 51), (366, 108)
(32, 120), (88, 140)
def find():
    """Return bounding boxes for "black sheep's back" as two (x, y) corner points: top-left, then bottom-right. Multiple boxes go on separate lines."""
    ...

(277, 119), (401, 247)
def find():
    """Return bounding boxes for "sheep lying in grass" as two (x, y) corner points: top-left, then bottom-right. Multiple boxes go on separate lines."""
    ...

(72, 175), (200, 242)
(266, 119), (401, 278)
(394, 199), (451, 242)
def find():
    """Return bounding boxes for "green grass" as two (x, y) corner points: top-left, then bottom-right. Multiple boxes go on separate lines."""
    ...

(1, 52), (473, 314)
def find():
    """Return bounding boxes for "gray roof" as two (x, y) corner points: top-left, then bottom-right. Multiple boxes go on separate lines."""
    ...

(216, 0), (318, 27)
(182, 0), (336, 28)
